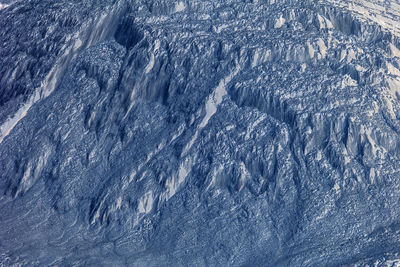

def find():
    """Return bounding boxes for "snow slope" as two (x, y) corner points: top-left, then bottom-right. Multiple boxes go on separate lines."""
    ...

(1, 0), (400, 265)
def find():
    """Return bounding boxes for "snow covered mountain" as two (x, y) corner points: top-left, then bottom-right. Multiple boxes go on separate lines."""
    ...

(1, 0), (400, 265)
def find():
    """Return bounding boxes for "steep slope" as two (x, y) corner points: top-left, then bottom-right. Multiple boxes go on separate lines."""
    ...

(1, 0), (400, 265)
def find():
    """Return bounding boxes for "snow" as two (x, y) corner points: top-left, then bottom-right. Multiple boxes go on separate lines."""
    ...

(251, 49), (260, 67)
(317, 38), (327, 58)
(183, 65), (240, 156)
(307, 41), (315, 58)
(391, 43), (400, 57)
(0, 3), (9, 10)
(1, 0), (400, 265)
(145, 53), (155, 73)
(138, 191), (154, 214)
(199, 65), (240, 128)
(213, 24), (229, 34)
(175, 2), (186, 12)
(0, 96), (33, 144)
(327, 0), (400, 37)
(245, 115), (266, 140)
(274, 15), (286, 28)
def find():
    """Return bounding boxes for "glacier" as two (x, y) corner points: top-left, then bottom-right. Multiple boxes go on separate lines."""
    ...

(1, 0), (400, 265)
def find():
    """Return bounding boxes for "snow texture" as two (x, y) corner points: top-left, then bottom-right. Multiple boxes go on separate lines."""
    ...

(1, 0), (400, 265)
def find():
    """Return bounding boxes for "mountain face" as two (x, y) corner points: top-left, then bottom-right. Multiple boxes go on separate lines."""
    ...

(1, 0), (400, 265)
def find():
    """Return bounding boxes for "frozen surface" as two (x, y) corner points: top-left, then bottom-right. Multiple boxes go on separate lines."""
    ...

(1, 0), (400, 265)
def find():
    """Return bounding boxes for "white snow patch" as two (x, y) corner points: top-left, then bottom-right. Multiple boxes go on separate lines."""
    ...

(391, 43), (400, 57)
(274, 15), (286, 28)
(181, 131), (198, 156)
(384, 259), (400, 266)
(252, 50), (260, 68)
(0, 30), (86, 144)
(388, 78), (400, 99)
(154, 39), (161, 51)
(245, 115), (266, 140)
(145, 53), (155, 73)
(327, 0), (400, 37)
(369, 168), (375, 184)
(316, 203), (333, 220)
(115, 197), (123, 210)
(0, 3), (9, 10)
(175, 2), (186, 12)
(90, 192), (109, 224)
(344, 155), (351, 165)
(387, 62), (400, 77)
(91, 209), (101, 223)
(238, 162), (248, 191)
(355, 64), (366, 72)
(317, 14), (325, 29)
(20, 164), (33, 192)
(317, 14), (334, 29)
(325, 18), (334, 29)
(347, 48), (356, 62)
(213, 24), (229, 34)
(170, 123), (185, 143)
(199, 65), (240, 129)
(384, 95), (397, 119)
(316, 150), (322, 161)
(342, 75), (358, 87)
(333, 183), (340, 193)
(182, 65), (240, 156)
(165, 157), (193, 200)
(277, 143), (283, 153)
(0, 5), (124, 144)
(226, 125), (235, 131)
(0, 97), (34, 143)
(206, 165), (224, 190)
(317, 38), (327, 58)
(307, 41), (314, 58)
(178, 162), (189, 185)
(73, 37), (83, 51)
(138, 191), (154, 214)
